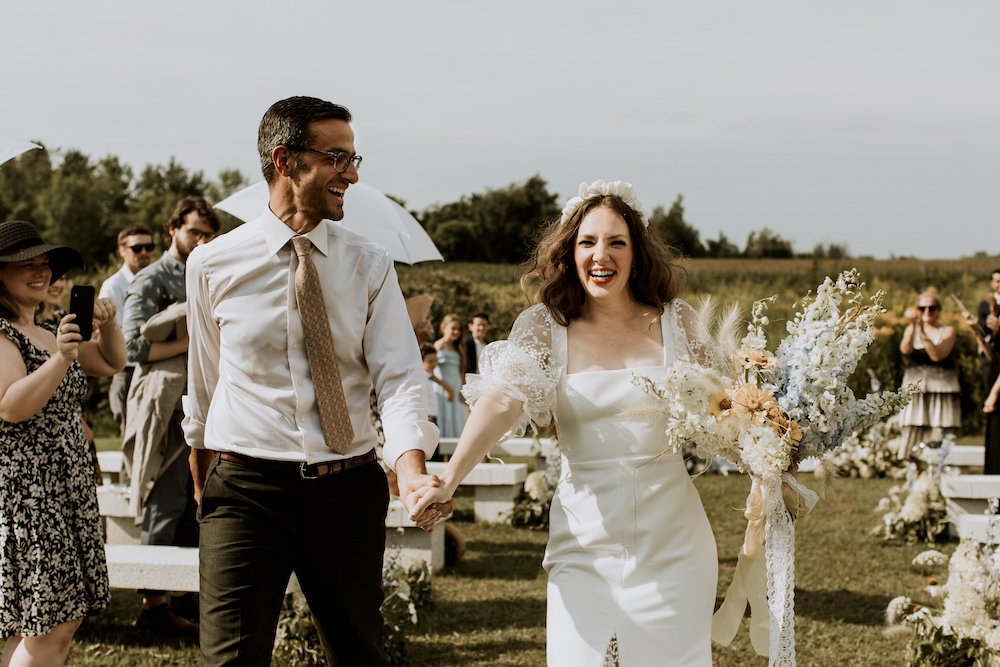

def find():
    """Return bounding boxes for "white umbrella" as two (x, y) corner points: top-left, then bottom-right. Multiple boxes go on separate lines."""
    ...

(215, 181), (443, 265)
(0, 137), (41, 168)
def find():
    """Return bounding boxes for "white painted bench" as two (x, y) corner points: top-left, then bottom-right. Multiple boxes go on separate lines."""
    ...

(97, 450), (126, 486)
(105, 545), (199, 592)
(940, 474), (1000, 516)
(99, 488), (449, 593)
(437, 436), (556, 463)
(951, 513), (1000, 544)
(918, 444), (984, 470)
(940, 474), (1000, 540)
(426, 461), (527, 522)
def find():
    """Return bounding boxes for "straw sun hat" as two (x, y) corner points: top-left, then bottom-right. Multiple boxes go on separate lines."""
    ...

(0, 220), (83, 283)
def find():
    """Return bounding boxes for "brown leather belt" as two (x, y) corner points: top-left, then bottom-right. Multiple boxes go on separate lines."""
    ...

(218, 449), (376, 479)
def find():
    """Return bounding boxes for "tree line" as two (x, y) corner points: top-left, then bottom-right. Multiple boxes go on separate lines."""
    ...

(0, 144), (850, 270)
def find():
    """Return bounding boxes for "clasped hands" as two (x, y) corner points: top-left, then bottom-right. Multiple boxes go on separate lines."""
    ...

(406, 483), (455, 533)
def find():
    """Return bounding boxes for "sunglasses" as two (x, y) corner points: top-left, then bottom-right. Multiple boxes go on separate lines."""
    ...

(917, 305), (940, 312)
(128, 243), (155, 253)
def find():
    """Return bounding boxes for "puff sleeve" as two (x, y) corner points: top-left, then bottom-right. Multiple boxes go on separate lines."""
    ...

(461, 303), (562, 438)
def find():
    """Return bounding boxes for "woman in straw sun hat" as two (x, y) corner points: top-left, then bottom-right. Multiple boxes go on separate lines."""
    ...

(0, 220), (126, 666)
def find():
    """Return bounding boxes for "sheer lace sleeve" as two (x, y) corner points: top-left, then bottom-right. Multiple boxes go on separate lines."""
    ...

(462, 303), (562, 437)
(669, 298), (708, 364)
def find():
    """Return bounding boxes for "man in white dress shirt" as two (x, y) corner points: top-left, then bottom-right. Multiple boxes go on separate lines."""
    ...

(183, 96), (445, 666)
(98, 224), (154, 432)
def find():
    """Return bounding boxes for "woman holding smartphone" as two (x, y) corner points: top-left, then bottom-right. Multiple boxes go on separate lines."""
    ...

(0, 220), (125, 666)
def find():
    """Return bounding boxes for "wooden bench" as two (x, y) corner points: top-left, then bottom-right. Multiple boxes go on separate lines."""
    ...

(425, 461), (527, 523)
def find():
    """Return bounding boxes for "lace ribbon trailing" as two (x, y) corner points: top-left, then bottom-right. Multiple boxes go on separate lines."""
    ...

(712, 473), (818, 667)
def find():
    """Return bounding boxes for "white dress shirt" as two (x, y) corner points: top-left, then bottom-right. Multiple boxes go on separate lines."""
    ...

(182, 209), (437, 470)
(99, 264), (137, 327)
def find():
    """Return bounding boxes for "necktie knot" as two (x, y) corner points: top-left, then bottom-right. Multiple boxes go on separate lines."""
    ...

(292, 235), (313, 259)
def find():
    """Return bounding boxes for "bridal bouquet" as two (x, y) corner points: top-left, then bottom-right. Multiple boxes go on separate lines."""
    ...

(634, 269), (916, 666)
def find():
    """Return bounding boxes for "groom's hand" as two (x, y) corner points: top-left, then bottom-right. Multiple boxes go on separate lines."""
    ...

(394, 450), (453, 531)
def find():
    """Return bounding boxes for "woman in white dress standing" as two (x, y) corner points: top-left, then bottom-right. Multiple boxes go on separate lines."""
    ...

(411, 181), (717, 666)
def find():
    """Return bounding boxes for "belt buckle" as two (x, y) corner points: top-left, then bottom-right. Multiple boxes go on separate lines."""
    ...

(299, 462), (322, 480)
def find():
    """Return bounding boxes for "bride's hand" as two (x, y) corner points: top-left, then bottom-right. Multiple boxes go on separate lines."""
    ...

(409, 485), (454, 532)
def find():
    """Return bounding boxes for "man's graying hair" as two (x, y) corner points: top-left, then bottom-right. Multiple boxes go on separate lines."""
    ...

(258, 96), (353, 184)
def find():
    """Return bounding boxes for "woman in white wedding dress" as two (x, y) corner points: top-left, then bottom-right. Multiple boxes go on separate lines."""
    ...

(411, 180), (717, 666)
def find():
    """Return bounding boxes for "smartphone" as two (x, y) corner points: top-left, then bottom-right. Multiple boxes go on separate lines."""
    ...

(68, 284), (96, 341)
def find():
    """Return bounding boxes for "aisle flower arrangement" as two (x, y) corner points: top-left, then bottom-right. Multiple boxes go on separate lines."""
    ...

(887, 529), (1000, 666)
(831, 418), (908, 480)
(872, 463), (948, 544)
(633, 269), (917, 666)
(508, 444), (562, 529)
(273, 550), (431, 666)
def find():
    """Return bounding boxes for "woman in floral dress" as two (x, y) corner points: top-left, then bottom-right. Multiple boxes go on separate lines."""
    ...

(0, 221), (126, 666)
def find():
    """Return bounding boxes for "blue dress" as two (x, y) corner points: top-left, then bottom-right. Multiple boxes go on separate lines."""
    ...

(435, 347), (466, 437)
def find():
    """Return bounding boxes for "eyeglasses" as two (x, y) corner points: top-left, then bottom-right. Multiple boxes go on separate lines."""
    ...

(917, 305), (940, 312)
(128, 243), (155, 253)
(182, 226), (215, 242)
(293, 147), (363, 173)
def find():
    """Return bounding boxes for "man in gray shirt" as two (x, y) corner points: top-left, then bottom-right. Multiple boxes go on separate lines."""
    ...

(121, 196), (219, 634)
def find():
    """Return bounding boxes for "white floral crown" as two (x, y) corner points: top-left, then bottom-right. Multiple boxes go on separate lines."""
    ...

(559, 179), (647, 228)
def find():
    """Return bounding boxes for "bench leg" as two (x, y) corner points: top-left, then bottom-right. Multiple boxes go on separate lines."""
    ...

(385, 525), (446, 572)
(474, 485), (522, 523)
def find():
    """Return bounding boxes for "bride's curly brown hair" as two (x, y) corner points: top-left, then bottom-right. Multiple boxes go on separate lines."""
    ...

(520, 195), (681, 327)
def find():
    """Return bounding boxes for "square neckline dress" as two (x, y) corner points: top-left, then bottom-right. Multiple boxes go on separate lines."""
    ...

(543, 306), (718, 666)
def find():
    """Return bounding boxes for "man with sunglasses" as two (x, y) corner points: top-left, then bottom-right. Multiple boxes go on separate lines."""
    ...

(184, 96), (443, 666)
(121, 196), (220, 635)
(99, 225), (155, 433)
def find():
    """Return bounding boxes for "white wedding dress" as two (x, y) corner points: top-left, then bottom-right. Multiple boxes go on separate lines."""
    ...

(465, 302), (717, 666)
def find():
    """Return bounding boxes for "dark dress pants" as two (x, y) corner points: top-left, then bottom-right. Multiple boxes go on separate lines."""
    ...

(198, 455), (390, 667)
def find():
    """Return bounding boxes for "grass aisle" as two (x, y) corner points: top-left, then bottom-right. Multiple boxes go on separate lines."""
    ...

(69, 474), (943, 666)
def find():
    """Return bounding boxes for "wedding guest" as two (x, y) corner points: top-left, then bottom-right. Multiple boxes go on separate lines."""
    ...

(898, 290), (960, 458)
(464, 312), (491, 375)
(184, 95), (443, 666)
(122, 197), (218, 635)
(964, 270), (1000, 475)
(434, 313), (466, 437)
(420, 343), (452, 425)
(99, 224), (155, 433)
(36, 276), (66, 326)
(34, 275), (100, 484)
(411, 180), (718, 665)
(0, 220), (126, 666)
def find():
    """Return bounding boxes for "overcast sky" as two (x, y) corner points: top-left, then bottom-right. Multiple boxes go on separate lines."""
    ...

(3, 1), (997, 258)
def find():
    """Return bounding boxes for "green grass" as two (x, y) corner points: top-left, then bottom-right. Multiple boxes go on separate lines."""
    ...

(56, 474), (949, 666)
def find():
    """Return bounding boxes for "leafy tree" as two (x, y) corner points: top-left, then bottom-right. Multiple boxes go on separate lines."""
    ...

(809, 242), (850, 259)
(648, 195), (705, 257)
(205, 168), (250, 233)
(132, 158), (209, 242)
(423, 175), (560, 263)
(36, 150), (114, 270)
(0, 144), (53, 223)
(744, 228), (795, 258)
(705, 232), (740, 258)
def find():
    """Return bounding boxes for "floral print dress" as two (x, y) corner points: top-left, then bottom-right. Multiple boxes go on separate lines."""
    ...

(0, 318), (109, 637)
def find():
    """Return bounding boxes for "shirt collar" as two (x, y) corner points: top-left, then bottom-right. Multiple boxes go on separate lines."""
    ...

(259, 207), (331, 257)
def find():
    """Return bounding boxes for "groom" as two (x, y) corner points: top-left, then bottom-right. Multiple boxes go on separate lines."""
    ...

(183, 96), (446, 665)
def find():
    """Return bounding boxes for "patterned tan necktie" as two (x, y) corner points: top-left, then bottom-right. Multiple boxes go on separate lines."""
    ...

(291, 236), (354, 454)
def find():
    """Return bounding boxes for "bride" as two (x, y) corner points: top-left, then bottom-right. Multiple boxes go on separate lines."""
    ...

(411, 180), (717, 665)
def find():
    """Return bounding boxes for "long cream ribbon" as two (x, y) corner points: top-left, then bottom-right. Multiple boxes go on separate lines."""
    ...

(711, 473), (818, 666)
